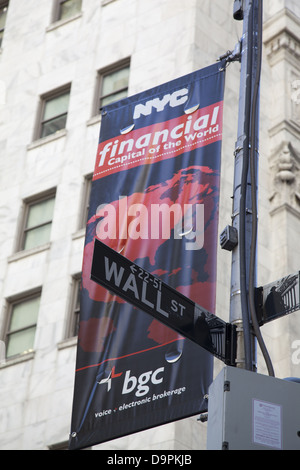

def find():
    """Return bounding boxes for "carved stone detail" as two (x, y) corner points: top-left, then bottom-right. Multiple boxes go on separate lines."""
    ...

(269, 142), (300, 212)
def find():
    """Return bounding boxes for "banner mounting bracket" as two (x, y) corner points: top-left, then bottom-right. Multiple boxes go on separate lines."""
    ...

(217, 41), (242, 66)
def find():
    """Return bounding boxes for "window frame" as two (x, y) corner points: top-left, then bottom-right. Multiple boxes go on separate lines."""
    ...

(95, 58), (130, 115)
(4, 289), (41, 360)
(53, 0), (82, 23)
(18, 189), (56, 252)
(79, 173), (92, 229)
(66, 274), (81, 339)
(35, 84), (71, 141)
(0, 1), (9, 49)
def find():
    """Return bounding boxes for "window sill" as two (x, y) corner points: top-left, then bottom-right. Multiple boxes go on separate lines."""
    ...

(86, 114), (101, 127)
(102, 0), (118, 6)
(46, 12), (82, 33)
(8, 242), (51, 263)
(0, 350), (35, 369)
(72, 228), (85, 240)
(27, 129), (67, 150)
(57, 336), (77, 350)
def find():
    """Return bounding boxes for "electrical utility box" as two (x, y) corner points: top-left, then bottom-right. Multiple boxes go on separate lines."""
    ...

(207, 366), (300, 450)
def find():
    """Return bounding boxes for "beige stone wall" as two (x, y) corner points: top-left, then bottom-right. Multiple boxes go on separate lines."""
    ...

(0, 0), (299, 450)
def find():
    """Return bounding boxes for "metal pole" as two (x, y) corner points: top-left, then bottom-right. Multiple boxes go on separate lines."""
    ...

(230, 0), (261, 371)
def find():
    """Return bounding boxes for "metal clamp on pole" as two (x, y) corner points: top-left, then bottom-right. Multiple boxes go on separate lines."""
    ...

(233, 0), (244, 21)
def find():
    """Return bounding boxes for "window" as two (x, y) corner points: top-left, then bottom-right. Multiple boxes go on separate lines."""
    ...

(97, 60), (130, 112)
(56, 0), (82, 22)
(80, 174), (92, 229)
(38, 86), (70, 139)
(68, 275), (81, 338)
(0, 1), (9, 48)
(5, 292), (41, 359)
(20, 191), (56, 251)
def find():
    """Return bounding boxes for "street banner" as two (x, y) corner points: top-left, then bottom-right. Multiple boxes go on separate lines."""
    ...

(69, 61), (226, 450)
(91, 238), (236, 365)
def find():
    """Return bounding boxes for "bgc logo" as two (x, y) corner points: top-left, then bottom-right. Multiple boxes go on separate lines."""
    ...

(122, 367), (164, 397)
(98, 366), (164, 397)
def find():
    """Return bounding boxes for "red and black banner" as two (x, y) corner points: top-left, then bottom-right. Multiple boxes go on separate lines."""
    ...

(69, 62), (226, 450)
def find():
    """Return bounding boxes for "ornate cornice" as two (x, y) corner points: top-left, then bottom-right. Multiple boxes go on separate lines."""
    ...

(264, 8), (300, 64)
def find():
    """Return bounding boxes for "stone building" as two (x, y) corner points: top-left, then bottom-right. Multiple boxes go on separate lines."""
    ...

(0, 0), (299, 450)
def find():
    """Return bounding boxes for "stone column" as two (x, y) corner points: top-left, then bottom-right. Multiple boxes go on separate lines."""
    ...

(262, 8), (300, 377)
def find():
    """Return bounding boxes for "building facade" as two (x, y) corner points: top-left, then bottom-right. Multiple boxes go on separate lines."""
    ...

(0, 0), (299, 450)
